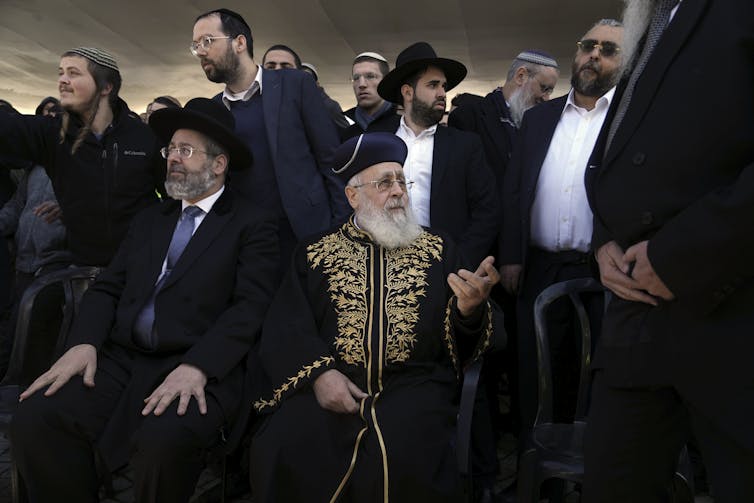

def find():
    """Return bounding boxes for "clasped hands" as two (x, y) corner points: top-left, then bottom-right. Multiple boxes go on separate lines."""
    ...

(596, 240), (674, 305)
(20, 344), (208, 416)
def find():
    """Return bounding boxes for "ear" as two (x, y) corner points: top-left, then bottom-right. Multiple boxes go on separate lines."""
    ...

(344, 185), (359, 210)
(233, 34), (246, 55)
(400, 83), (413, 103)
(514, 67), (529, 86)
(212, 154), (229, 176)
(100, 82), (114, 98)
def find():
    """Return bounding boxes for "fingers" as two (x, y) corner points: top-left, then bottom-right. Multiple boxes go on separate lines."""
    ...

(346, 380), (368, 400)
(82, 361), (96, 387)
(19, 373), (54, 401)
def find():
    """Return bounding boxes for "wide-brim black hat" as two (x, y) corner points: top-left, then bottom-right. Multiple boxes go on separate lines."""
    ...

(377, 42), (467, 104)
(149, 97), (252, 171)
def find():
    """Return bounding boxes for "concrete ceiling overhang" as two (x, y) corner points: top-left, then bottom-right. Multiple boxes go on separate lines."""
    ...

(0, 0), (623, 114)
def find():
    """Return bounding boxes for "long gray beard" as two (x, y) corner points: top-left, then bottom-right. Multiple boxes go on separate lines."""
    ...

(621, 0), (657, 77)
(508, 84), (534, 128)
(356, 197), (423, 249)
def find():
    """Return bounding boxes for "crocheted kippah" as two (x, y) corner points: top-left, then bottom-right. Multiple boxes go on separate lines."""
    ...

(67, 47), (119, 72)
(515, 50), (558, 68)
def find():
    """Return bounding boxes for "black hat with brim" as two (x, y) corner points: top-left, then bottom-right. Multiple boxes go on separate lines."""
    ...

(149, 97), (252, 171)
(377, 42), (467, 104)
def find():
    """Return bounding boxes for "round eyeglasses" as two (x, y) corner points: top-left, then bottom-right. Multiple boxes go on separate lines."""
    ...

(160, 146), (215, 159)
(351, 178), (414, 193)
(190, 35), (231, 56)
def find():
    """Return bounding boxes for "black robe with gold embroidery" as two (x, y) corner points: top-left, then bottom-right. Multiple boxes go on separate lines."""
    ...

(251, 218), (499, 503)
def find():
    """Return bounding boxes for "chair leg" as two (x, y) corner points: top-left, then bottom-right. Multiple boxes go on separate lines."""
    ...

(516, 448), (541, 503)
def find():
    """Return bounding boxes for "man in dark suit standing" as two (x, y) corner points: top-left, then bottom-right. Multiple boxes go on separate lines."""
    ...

(191, 8), (349, 263)
(583, 1), (754, 502)
(9, 98), (278, 503)
(448, 49), (559, 190)
(501, 20), (623, 437)
(376, 42), (501, 269)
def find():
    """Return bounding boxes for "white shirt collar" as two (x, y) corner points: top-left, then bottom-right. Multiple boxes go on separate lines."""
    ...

(564, 86), (617, 113)
(221, 65), (263, 108)
(398, 115), (438, 139)
(182, 185), (225, 214)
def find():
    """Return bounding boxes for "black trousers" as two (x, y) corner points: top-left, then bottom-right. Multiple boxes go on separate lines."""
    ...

(9, 353), (225, 503)
(516, 248), (602, 436)
(583, 371), (754, 503)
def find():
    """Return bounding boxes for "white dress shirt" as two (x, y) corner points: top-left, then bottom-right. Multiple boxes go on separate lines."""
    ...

(395, 117), (437, 227)
(530, 87), (616, 252)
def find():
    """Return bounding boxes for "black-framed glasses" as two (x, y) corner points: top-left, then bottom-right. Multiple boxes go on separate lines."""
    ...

(160, 146), (215, 159)
(577, 39), (621, 58)
(351, 177), (414, 193)
(190, 35), (231, 56)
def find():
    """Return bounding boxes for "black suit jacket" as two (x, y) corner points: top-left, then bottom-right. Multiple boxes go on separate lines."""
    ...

(500, 96), (568, 266)
(449, 89), (518, 190)
(429, 125), (501, 267)
(585, 0), (754, 445)
(67, 189), (279, 465)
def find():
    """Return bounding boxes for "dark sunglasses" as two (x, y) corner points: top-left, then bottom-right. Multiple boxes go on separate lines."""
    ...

(577, 39), (621, 58)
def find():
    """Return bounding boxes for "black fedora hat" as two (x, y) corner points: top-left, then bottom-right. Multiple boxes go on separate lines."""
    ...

(149, 97), (252, 171)
(377, 42), (467, 104)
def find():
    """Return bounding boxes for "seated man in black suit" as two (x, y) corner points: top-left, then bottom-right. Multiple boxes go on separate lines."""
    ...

(9, 98), (278, 503)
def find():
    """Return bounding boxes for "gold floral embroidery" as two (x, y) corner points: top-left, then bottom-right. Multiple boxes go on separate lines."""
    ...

(307, 226), (368, 366)
(253, 356), (335, 412)
(384, 231), (444, 363)
(443, 298), (460, 376)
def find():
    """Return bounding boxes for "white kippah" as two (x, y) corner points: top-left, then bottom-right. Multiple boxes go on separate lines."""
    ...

(515, 50), (558, 68)
(354, 51), (388, 64)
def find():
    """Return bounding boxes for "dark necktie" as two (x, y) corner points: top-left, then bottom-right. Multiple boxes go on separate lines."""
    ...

(133, 205), (204, 349)
(605, 0), (680, 152)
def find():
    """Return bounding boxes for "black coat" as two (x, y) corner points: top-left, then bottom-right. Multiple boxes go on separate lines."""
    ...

(0, 99), (165, 266)
(66, 189), (279, 467)
(585, 0), (754, 452)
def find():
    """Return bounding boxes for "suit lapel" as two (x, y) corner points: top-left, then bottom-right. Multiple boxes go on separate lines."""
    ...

(430, 126), (450, 219)
(159, 191), (235, 291)
(480, 96), (511, 164)
(606, 0), (708, 164)
(262, 68), (281, 167)
(524, 97), (567, 194)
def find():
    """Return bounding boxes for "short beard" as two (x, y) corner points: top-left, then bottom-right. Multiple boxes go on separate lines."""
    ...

(621, 0), (657, 77)
(165, 162), (217, 201)
(508, 84), (536, 128)
(356, 196), (423, 249)
(570, 59), (619, 97)
(202, 48), (241, 84)
(409, 94), (445, 128)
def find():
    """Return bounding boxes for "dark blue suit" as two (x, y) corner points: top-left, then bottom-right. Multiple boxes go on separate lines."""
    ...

(217, 68), (350, 243)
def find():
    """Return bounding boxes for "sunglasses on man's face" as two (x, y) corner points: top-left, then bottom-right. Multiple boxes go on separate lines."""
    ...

(577, 39), (621, 58)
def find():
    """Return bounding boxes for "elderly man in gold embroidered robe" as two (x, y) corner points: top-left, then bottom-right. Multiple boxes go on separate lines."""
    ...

(250, 132), (503, 502)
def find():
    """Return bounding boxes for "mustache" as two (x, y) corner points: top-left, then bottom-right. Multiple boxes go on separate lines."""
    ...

(579, 61), (601, 74)
(385, 197), (405, 210)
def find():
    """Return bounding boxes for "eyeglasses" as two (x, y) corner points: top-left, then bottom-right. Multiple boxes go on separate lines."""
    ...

(577, 39), (621, 58)
(160, 146), (215, 159)
(526, 70), (555, 95)
(190, 35), (231, 56)
(351, 177), (414, 193)
(351, 72), (381, 83)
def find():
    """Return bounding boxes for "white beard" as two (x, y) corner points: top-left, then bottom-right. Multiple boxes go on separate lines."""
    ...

(621, 0), (657, 77)
(356, 196), (423, 249)
(508, 84), (535, 128)
(165, 161), (216, 201)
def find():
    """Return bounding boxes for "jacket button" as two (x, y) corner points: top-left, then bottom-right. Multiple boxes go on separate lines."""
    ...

(640, 211), (654, 225)
(632, 152), (646, 166)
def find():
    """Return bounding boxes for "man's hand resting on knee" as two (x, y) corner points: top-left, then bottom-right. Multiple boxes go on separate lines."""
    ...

(19, 344), (98, 401)
(142, 363), (208, 417)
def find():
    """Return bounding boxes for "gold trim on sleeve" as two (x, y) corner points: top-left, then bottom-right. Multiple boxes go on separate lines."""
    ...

(253, 356), (335, 412)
